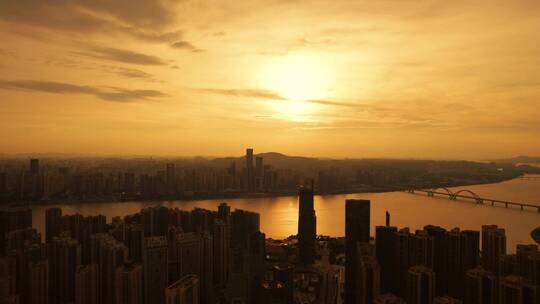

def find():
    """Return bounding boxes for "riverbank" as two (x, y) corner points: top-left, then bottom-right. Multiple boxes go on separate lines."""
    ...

(4, 173), (524, 208)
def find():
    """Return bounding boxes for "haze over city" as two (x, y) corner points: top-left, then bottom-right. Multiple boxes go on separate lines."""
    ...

(2, 2), (540, 304)
(1, 1), (540, 159)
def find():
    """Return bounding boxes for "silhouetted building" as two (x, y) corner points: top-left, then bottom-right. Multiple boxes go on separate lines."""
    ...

(165, 275), (200, 304)
(376, 225), (397, 294)
(173, 232), (214, 304)
(374, 293), (406, 304)
(166, 163), (176, 196)
(464, 267), (497, 304)
(499, 254), (518, 278)
(143, 237), (168, 304)
(217, 203), (231, 224)
(407, 266), (435, 304)
(255, 157), (263, 190)
(356, 243), (380, 304)
(298, 185), (316, 264)
(345, 199), (370, 304)
(424, 225), (447, 296)
(0, 172), (7, 194)
(499, 275), (539, 304)
(28, 260), (48, 304)
(125, 225), (144, 263)
(246, 148), (254, 192)
(256, 280), (288, 304)
(410, 230), (434, 269)
(142, 206), (170, 237)
(516, 244), (538, 279)
(273, 265), (293, 304)
(49, 235), (81, 304)
(433, 296), (463, 304)
(45, 208), (62, 243)
(0, 208), (32, 254)
(445, 228), (480, 299)
(30, 159), (40, 175)
(75, 264), (98, 304)
(91, 234), (128, 304)
(115, 262), (143, 304)
(213, 219), (230, 289)
(482, 225), (506, 274)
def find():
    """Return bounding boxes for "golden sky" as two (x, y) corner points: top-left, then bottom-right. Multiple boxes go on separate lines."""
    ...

(1, 0), (539, 159)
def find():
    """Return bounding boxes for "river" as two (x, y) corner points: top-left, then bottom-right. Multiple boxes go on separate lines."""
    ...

(30, 175), (540, 252)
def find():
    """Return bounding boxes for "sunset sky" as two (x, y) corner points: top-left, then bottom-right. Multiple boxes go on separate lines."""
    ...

(1, 0), (539, 159)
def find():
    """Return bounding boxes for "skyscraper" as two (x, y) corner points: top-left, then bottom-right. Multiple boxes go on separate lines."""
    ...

(28, 260), (48, 304)
(217, 203), (231, 224)
(298, 185), (316, 264)
(165, 275), (200, 304)
(409, 230), (434, 268)
(166, 163), (176, 196)
(376, 225), (398, 294)
(246, 148), (254, 192)
(516, 244), (538, 278)
(255, 156), (263, 190)
(30, 159), (40, 175)
(125, 224), (144, 263)
(407, 266), (435, 304)
(143, 237), (168, 304)
(115, 262), (143, 304)
(176, 233), (202, 280)
(356, 243), (381, 304)
(213, 219), (230, 288)
(345, 199), (370, 304)
(499, 275), (538, 304)
(91, 234), (128, 304)
(482, 225), (506, 274)
(75, 264), (98, 304)
(45, 208), (62, 243)
(445, 229), (480, 299)
(464, 267), (496, 304)
(49, 235), (81, 304)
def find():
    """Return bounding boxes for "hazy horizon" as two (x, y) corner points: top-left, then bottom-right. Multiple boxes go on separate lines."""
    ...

(2, 1), (540, 159)
(1, 150), (537, 162)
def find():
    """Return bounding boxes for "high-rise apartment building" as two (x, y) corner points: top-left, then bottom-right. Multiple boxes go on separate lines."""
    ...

(165, 275), (200, 304)
(143, 237), (168, 304)
(345, 199), (370, 304)
(406, 266), (435, 304)
(298, 185), (316, 264)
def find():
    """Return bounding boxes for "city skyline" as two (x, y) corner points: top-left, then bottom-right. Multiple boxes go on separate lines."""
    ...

(1, 1), (540, 159)
(1, 186), (539, 304)
(1, 1), (540, 303)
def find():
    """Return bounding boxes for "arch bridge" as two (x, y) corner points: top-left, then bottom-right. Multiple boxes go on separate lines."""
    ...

(407, 187), (540, 213)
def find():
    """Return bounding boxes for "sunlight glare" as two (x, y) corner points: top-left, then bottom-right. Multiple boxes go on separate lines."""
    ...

(262, 53), (332, 102)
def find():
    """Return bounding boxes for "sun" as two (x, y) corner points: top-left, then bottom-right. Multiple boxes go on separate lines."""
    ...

(259, 53), (333, 121)
(262, 53), (332, 102)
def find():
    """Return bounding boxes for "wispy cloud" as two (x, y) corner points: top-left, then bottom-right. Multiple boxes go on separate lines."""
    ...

(197, 88), (371, 109)
(44, 56), (157, 81)
(0, 79), (166, 102)
(196, 88), (286, 100)
(0, 0), (184, 43)
(171, 41), (205, 53)
(306, 99), (359, 107)
(74, 47), (167, 65)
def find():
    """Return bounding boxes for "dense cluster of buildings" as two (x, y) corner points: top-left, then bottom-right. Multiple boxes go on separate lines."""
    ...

(0, 202), (268, 304)
(1, 149), (520, 204)
(1, 180), (539, 303)
(0, 150), (283, 202)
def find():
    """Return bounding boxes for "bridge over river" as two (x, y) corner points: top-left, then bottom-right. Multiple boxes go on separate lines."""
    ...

(406, 187), (540, 213)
